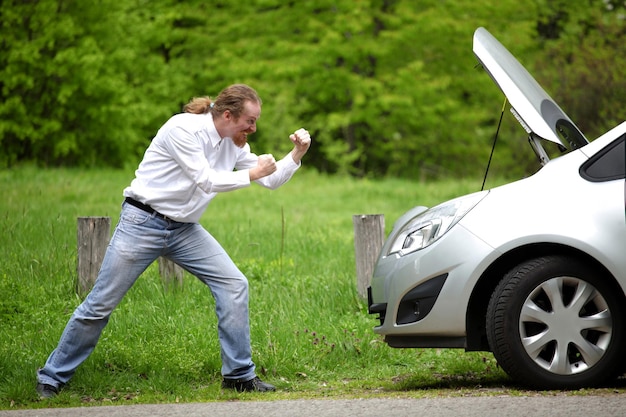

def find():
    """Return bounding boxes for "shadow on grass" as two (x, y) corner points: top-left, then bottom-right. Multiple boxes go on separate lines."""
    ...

(389, 370), (512, 392)
(386, 371), (626, 395)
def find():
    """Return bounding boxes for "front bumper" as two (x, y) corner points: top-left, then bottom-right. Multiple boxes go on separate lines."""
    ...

(368, 273), (448, 326)
(368, 223), (495, 347)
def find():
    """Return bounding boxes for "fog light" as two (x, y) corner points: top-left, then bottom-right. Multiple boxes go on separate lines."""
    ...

(396, 274), (447, 325)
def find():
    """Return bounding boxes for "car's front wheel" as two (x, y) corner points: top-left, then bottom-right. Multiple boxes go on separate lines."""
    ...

(486, 255), (626, 389)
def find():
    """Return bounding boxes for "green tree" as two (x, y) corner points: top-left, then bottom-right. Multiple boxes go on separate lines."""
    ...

(1, 0), (622, 180)
(0, 0), (174, 167)
(533, 0), (626, 139)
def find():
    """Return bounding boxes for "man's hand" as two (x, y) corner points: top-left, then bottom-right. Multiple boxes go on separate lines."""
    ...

(289, 128), (311, 164)
(249, 154), (277, 181)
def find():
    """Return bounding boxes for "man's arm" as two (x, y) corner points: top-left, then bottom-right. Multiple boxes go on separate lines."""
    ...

(288, 128), (312, 165)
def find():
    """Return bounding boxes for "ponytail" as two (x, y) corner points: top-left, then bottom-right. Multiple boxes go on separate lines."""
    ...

(183, 96), (213, 114)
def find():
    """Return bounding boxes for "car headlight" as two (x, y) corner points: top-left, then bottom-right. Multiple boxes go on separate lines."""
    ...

(388, 191), (488, 256)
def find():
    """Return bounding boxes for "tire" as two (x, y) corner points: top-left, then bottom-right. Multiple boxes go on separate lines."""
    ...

(486, 255), (626, 389)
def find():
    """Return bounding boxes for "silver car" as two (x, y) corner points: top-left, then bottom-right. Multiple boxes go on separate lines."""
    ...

(368, 27), (626, 390)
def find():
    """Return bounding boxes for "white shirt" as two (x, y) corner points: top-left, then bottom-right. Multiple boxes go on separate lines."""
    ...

(123, 112), (300, 223)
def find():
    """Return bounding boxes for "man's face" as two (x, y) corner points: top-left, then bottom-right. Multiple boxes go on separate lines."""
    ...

(228, 101), (261, 148)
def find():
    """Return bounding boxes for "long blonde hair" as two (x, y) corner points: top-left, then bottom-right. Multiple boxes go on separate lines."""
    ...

(183, 84), (262, 118)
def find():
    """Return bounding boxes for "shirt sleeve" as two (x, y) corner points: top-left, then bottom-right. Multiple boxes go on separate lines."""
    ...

(235, 146), (301, 190)
(164, 126), (250, 194)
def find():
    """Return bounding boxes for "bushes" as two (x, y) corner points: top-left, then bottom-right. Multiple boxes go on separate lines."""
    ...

(1, 0), (622, 178)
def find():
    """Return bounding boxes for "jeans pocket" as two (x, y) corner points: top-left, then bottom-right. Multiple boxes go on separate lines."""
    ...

(120, 209), (151, 225)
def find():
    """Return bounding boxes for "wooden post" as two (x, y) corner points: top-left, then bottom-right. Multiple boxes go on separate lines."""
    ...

(353, 214), (385, 299)
(158, 257), (184, 289)
(77, 217), (111, 297)
(77, 217), (184, 296)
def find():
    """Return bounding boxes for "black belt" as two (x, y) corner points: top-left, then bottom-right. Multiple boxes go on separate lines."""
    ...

(124, 197), (169, 220)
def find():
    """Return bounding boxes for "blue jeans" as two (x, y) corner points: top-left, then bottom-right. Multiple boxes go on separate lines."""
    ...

(37, 203), (256, 388)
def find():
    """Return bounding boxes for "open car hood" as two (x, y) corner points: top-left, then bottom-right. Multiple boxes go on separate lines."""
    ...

(473, 27), (588, 156)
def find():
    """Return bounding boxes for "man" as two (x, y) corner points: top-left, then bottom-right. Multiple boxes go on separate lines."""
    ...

(36, 84), (311, 397)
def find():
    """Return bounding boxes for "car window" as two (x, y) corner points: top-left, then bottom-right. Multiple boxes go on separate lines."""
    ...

(580, 134), (626, 182)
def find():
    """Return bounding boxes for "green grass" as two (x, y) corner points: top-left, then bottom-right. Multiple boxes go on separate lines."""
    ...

(0, 166), (619, 410)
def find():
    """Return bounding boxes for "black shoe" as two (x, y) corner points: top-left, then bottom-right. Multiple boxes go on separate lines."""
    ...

(36, 383), (59, 399)
(222, 376), (276, 392)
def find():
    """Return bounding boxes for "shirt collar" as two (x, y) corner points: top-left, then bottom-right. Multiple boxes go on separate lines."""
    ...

(205, 113), (223, 149)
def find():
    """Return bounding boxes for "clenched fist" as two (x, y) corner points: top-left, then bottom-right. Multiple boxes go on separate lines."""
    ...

(250, 154), (277, 181)
(290, 128), (311, 150)
(289, 128), (311, 164)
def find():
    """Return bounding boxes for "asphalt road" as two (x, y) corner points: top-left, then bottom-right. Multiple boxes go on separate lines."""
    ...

(2, 395), (626, 417)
